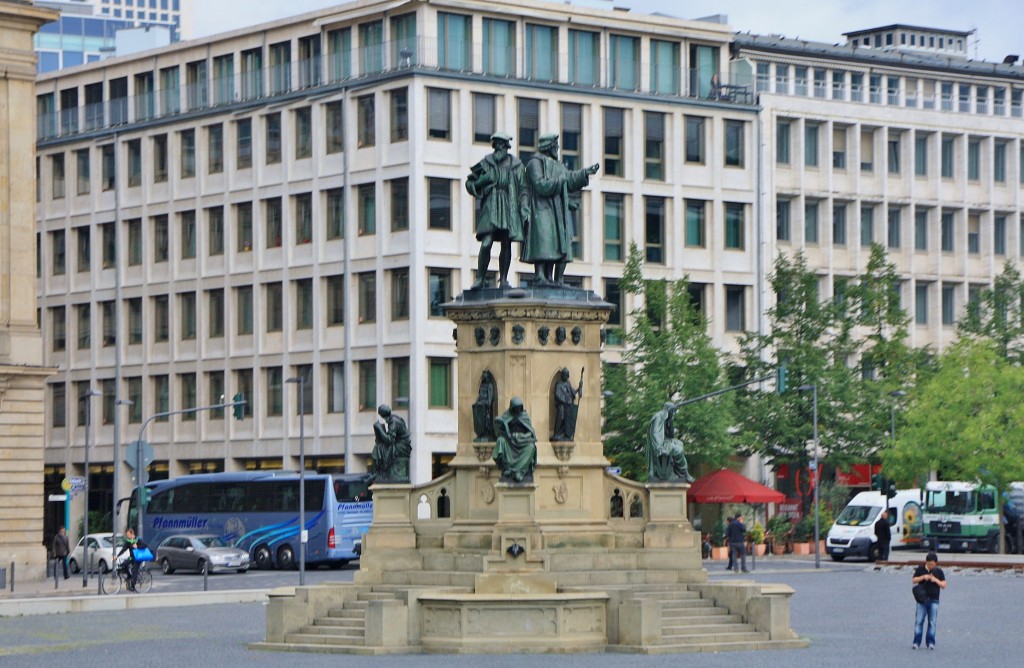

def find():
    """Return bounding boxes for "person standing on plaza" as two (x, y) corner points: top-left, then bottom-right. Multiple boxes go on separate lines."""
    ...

(911, 551), (947, 650)
(51, 526), (70, 579)
(874, 509), (892, 561)
(724, 515), (735, 570)
(726, 513), (749, 573)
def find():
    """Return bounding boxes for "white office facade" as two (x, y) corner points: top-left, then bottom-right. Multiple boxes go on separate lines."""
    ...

(33, 1), (1023, 525)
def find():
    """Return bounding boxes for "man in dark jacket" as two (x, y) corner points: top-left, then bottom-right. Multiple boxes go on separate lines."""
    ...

(911, 551), (947, 649)
(51, 526), (70, 579)
(874, 509), (892, 561)
(726, 513), (748, 573)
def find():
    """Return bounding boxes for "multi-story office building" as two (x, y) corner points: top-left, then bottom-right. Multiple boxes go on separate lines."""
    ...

(33, 1), (1024, 532)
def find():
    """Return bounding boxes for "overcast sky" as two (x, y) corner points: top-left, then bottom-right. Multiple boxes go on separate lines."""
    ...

(194, 0), (1020, 64)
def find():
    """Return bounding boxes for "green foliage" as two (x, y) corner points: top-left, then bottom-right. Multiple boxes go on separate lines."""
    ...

(793, 502), (832, 541)
(710, 517), (728, 547)
(957, 261), (1024, 362)
(819, 480), (852, 514)
(602, 244), (735, 480)
(766, 514), (793, 540)
(748, 521), (766, 544)
(883, 338), (1024, 493)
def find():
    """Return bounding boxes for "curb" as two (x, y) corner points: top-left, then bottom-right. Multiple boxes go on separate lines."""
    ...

(0, 588), (268, 618)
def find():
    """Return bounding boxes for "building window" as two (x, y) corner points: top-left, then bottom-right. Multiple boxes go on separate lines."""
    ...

(228, 202), (250, 254)
(207, 206), (224, 256)
(326, 275), (344, 326)
(268, 42), (290, 94)
(357, 95), (375, 147)
(75, 149), (89, 195)
(967, 214), (980, 253)
(151, 134), (168, 182)
(179, 211), (196, 260)
(685, 199), (706, 247)
(915, 282), (929, 325)
(428, 269), (451, 317)
(153, 215), (169, 262)
(127, 297), (142, 344)
(518, 98), (540, 161)
(777, 120), (791, 164)
(186, 60), (208, 110)
(474, 93), (497, 144)
(568, 29), (599, 86)
(650, 39), (680, 94)
(76, 303), (90, 350)
(483, 18), (515, 76)
(263, 198), (281, 249)
(860, 128), (875, 172)
(327, 188), (345, 239)
(391, 358), (410, 404)
(429, 357), (453, 408)
(358, 272), (376, 323)
(941, 135), (955, 178)
(887, 134), (901, 175)
(179, 129), (195, 178)
(327, 362), (345, 413)
(685, 116), (705, 164)
(266, 367), (283, 417)
(887, 207), (901, 249)
(967, 138), (980, 180)
(833, 126), (847, 169)
(609, 34), (639, 90)
(51, 306), (66, 351)
(153, 375), (170, 419)
(357, 360), (376, 411)
(358, 184), (376, 235)
(725, 203), (745, 250)
(776, 199), (791, 242)
(644, 112), (665, 180)
(724, 120), (744, 167)
(294, 107), (312, 159)
(995, 215), (1007, 255)
(213, 54), (234, 105)
(428, 178), (452, 229)
(833, 204), (847, 246)
(391, 268), (410, 320)
(644, 197), (665, 263)
(207, 288), (224, 338)
(914, 209), (929, 251)
(207, 124), (223, 173)
(294, 193), (312, 244)
(941, 284), (956, 326)
(941, 211), (955, 252)
(358, 20), (384, 75)
(127, 377), (142, 423)
(265, 113), (282, 163)
(153, 295), (169, 342)
(994, 141), (1007, 182)
(179, 292), (196, 340)
(51, 383), (66, 428)
(604, 194), (624, 261)
(804, 123), (819, 167)
(76, 226), (90, 273)
(265, 282), (283, 332)
(381, 179), (408, 233)
(602, 108), (625, 177)
(525, 23), (557, 80)
(240, 47), (262, 100)
(389, 88), (408, 143)
(127, 139), (142, 187)
(914, 132), (928, 176)
(428, 88), (451, 140)
(236, 118), (252, 169)
(328, 27), (352, 81)
(805, 201), (819, 244)
(437, 12), (471, 71)
(236, 285), (253, 335)
(51, 230), (66, 276)
(207, 371), (225, 420)
(299, 34), (323, 87)
(325, 100), (344, 153)
(296, 278), (313, 330)
(50, 154), (66, 199)
(725, 286), (746, 332)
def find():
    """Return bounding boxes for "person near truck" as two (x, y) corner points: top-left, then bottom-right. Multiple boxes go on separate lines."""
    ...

(911, 551), (947, 650)
(874, 509), (892, 561)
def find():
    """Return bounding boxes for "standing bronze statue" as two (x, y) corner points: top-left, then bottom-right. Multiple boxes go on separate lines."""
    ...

(472, 370), (497, 442)
(492, 397), (537, 483)
(523, 133), (599, 286)
(645, 402), (695, 483)
(372, 404), (412, 482)
(466, 132), (530, 290)
(551, 367), (583, 442)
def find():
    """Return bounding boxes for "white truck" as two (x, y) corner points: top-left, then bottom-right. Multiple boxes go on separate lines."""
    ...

(826, 489), (923, 561)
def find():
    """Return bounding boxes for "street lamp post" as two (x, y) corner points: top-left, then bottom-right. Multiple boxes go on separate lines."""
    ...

(286, 375), (308, 586)
(81, 388), (101, 587)
(797, 384), (821, 569)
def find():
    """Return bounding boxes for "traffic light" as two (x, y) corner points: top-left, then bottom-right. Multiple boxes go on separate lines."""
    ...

(776, 362), (789, 394)
(232, 392), (245, 420)
(140, 487), (152, 506)
(871, 473), (885, 491)
(886, 481), (897, 500)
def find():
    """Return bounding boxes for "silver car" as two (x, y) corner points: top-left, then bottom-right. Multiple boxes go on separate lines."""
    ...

(155, 534), (251, 574)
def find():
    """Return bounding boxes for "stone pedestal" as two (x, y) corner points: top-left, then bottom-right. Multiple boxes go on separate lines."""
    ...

(644, 483), (697, 549)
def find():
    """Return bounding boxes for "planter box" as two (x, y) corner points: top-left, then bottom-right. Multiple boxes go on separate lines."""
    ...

(753, 544), (766, 556)
(791, 542), (812, 555)
(711, 546), (729, 560)
(772, 544), (786, 556)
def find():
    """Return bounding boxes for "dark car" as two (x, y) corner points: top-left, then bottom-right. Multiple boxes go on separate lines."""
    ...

(155, 534), (251, 574)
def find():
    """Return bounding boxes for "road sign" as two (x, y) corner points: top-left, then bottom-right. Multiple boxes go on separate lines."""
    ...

(125, 440), (154, 469)
(60, 478), (72, 492)
(48, 494), (67, 502)
(606, 467), (622, 475)
(66, 476), (86, 492)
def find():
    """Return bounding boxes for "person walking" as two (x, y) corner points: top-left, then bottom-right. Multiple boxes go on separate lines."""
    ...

(726, 513), (749, 573)
(724, 515), (735, 570)
(911, 551), (947, 650)
(874, 509), (892, 561)
(51, 526), (70, 579)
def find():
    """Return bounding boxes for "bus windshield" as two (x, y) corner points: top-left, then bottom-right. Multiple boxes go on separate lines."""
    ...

(926, 490), (976, 514)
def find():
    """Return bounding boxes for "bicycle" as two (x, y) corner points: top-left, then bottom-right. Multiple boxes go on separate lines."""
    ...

(100, 560), (153, 594)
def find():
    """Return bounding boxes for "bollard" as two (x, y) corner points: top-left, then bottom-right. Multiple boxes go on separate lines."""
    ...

(0, 566), (6, 590)
(10, 560), (15, 593)
(203, 560), (209, 591)
(54, 559), (59, 590)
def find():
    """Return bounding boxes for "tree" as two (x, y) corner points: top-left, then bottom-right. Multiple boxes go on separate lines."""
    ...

(883, 339), (1024, 552)
(957, 261), (1024, 362)
(602, 244), (735, 480)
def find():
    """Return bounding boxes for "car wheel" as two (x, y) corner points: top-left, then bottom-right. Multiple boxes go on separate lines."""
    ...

(69, 558), (80, 574)
(197, 558), (208, 574)
(830, 554), (845, 562)
(253, 545), (272, 570)
(99, 560), (111, 574)
(868, 544), (881, 562)
(236, 568), (248, 574)
(277, 545), (296, 570)
(161, 557), (175, 575)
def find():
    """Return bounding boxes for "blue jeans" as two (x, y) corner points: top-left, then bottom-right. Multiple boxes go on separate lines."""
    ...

(913, 600), (939, 647)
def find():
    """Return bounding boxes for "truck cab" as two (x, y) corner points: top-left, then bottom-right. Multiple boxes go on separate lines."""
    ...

(923, 481), (1018, 553)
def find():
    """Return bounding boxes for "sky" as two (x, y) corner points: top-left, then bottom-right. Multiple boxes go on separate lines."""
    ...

(193, 0), (1021, 64)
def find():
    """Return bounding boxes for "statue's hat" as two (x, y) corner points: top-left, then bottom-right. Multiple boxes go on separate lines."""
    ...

(491, 131), (513, 143)
(538, 133), (559, 148)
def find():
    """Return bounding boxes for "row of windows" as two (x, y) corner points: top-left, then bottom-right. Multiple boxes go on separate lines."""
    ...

(777, 120), (1024, 183)
(777, 200), (1024, 256)
(756, 61), (1024, 117)
(48, 357), (452, 429)
(44, 268), (454, 352)
(818, 276), (978, 330)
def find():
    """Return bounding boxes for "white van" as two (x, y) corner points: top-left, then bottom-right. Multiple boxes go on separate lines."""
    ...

(826, 489), (923, 561)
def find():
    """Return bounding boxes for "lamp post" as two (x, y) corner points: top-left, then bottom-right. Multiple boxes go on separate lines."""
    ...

(797, 384), (820, 569)
(81, 388), (101, 587)
(286, 375), (308, 586)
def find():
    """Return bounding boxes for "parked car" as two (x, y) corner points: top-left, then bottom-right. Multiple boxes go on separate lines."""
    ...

(155, 534), (251, 574)
(68, 533), (115, 574)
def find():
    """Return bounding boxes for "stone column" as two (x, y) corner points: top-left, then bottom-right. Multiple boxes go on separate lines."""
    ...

(0, 1), (60, 580)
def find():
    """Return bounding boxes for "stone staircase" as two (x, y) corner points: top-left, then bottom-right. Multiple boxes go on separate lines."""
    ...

(268, 589), (401, 655)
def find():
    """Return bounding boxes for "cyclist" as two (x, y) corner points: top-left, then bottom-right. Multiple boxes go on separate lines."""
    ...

(115, 528), (149, 592)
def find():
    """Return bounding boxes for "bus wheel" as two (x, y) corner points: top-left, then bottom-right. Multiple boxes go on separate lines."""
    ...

(277, 545), (296, 570)
(253, 545), (272, 570)
(328, 560), (349, 570)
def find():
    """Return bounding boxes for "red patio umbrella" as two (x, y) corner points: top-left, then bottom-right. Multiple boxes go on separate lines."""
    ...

(687, 468), (785, 504)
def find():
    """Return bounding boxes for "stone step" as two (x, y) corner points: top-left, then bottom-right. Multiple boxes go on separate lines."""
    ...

(326, 607), (364, 619)
(313, 617), (364, 629)
(357, 591), (398, 601)
(663, 610), (741, 623)
(632, 590), (701, 600)
(379, 569), (477, 587)
(250, 642), (408, 656)
(300, 625), (365, 639)
(659, 598), (717, 610)
(284, 632), (365, 646)
(553, 570), (688, 587)
(610, 638), (809, 654)
(663, 623), (757, 637)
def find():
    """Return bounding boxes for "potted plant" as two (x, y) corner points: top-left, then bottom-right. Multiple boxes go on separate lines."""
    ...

(747, 521), (766, 556)
(766, 515), (792, 555)
(710, 517), (729, 560)
(792, 514), (816, 554)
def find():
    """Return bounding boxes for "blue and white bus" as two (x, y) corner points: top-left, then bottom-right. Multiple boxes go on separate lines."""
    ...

(127, 471), (373, 569)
